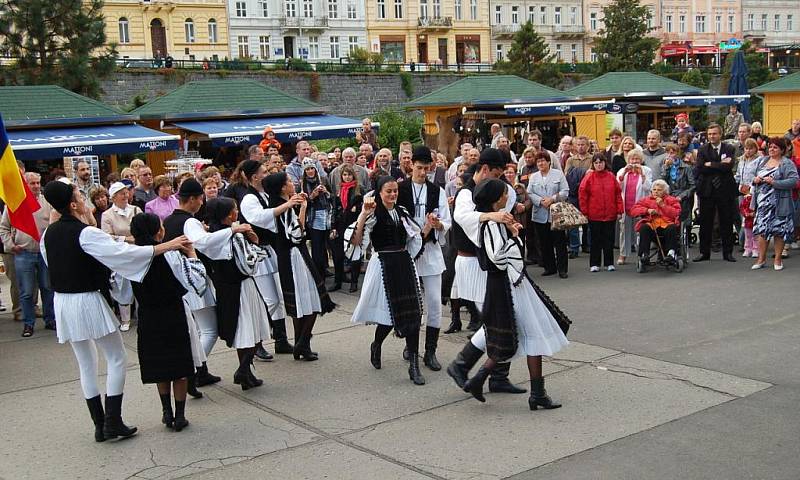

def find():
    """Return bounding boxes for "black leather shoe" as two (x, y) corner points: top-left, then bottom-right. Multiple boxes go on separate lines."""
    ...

(541, 270), (557, 276)
(692, 254), (710, 262)
(254, 344), (274, 362)
(558, 272), (569, 279)
(328, 283), (342, 292)
(444, 319), (462, 334)
(723, 254), (737, 262)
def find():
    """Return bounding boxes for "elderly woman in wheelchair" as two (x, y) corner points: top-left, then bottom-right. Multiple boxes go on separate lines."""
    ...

(630, 180), (683, 271)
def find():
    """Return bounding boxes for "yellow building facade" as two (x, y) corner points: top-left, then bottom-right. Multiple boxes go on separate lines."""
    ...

(100, 0), (230, 61)
(365, 0), (491, 66)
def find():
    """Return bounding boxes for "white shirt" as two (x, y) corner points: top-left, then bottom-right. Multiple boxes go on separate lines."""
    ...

(409, 181), (452, 277)
(453, 182), (516, 247)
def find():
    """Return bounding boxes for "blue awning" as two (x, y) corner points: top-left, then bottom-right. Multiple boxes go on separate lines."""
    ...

(504, 99), (617, 116)
(663, 95), (750, 107)
(172, 115), (378, 147)
(8, 124), (180, 161)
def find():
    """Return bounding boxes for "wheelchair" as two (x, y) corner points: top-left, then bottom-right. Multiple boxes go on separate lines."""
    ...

(636, 218), (689, 274)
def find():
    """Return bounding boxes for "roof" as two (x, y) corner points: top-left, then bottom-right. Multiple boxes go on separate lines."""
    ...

(132, 79), (324, 120)
(566, 72), (704, 98)
(751, 71), (800, 94)
(0, 85), (129, 127)
(407, 75), (566, 108)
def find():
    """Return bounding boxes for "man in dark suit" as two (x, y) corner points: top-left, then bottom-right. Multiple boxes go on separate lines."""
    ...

(693, 123), (738, 262)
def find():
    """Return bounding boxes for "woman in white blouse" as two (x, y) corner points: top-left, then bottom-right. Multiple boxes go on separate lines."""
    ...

(527, 151), (571, 278)
(616, 150), (653, 265)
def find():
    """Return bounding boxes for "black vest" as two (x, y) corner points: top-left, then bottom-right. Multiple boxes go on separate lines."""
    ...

(44, 215), (111, 293)
(397, 179), (440, 244)
(163, 208), (214, 271)
(243, 188), (274, 248)
(371, 207), (409, 251)
(452, 185), (478, 254)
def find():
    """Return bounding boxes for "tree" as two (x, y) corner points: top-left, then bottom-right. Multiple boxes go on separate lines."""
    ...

(496, 21), (563, 88)
(593, 0), (660, 74)
(0, 0), (117, 98)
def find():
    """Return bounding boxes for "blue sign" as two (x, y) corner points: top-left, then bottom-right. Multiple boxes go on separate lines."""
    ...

(505, 100), (615, 117)
(172, 115), (377, 147)
(664, 95), (750, 107)
(8, 124), (180, 161)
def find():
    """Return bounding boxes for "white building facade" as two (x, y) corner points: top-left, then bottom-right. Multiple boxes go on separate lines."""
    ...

(227, 0), (367, 61)
(489, 0), (587, 64)
(741, 0), (800, 47)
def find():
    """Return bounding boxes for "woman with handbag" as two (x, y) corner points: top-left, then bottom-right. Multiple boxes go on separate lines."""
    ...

(527, 152), (570, 278)
(461, 179), (569, 409)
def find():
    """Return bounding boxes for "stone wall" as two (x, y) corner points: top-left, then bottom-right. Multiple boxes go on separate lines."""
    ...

(99, 71), (466, 117)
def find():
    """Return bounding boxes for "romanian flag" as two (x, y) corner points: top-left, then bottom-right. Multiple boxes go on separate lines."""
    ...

(0, 114), (41, 241)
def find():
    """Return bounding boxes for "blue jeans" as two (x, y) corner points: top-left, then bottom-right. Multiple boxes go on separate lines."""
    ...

(568, 228), (580, 254)
(14, 251), (54, 328)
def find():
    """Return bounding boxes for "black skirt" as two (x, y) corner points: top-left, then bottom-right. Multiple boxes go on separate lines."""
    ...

(482, 271), (519, 363)
(275, 239), (336, 319)
(379, 250), (423, 338)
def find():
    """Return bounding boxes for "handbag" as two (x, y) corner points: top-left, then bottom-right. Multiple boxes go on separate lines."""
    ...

(549, 201), (588, 231)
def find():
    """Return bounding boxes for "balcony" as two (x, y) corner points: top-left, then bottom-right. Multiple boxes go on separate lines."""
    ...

(279, 16), (329, 29)
(553, 25), (586, 38)
(418, 16), (453, 30)
(742, 29), (767, 39)
(492, 24), (522, 38)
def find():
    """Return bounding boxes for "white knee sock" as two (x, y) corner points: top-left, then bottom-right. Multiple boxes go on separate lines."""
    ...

(70, 339), (100, 399)
(95, 331), (127, 396)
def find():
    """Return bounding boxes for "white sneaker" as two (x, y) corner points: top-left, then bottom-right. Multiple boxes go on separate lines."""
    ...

(120, 322), (130, 332)
(742, 250), (750, 257)
(607, 265), (616, 272)
(791, 242), (799, 250)
(590, 266), (600, 272)
(781, 249), (789, 258)
(751, 251), (759, 258)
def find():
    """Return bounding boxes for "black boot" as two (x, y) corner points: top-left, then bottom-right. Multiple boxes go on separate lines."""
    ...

(270, 319), (294, 354)
(173, 400), (189, 431)
(444, 300), (462, 334)
(186, 374), (203, 399)
(423, 326), (441, 371)
(489, 362), (527, 394)
(408, 355), (426, 385)
(463, 366), (490, 402)
(160, 392), (174, 429)
(85, 395), (106, 442)
(447, 342), (484, 388)
(403, 346), (412, 361)
(529, 377), (561, 411)
(233, 349), (255, 391)
(254, 343), (274, 361)
(247, 350), (264, 387)
(195, 362), (221, 387)
(103, 394), (137, 440)
(370, 341), (382, 369)
(349, 261), (361, 293)
(465, 302), (481, 331)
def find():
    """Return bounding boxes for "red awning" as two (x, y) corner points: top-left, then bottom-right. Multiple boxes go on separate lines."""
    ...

(661, 47), (689, 57)
(691, 46), (719, 54)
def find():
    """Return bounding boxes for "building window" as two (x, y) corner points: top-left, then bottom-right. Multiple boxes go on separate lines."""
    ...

(496, 44), (503, 61)
(695, 15), (705, 33)
(347, 0), (356, 18)
(237, 36), (249, 58)
(235, 1), (247, 17)
(469, 0), (477, 20)
(665, 14), (672, 33)
(349, 35), (359, 53)
(376, 0), (385, 19)
(309, 36), (319, 58)
(540, 6), (546, 24)
(728, 14), (734, 32)
(647, 7), (653, 28)
(788, 15), (793, 31)
(432, 0), (440, 18)
(571, 43), (577, 61)
(454, 0), (462, 20)
(511, 6), (518, 24)
(259, 0), (269, 16)
(747, 13), (754, 30)
(394, 0), (403, 19)
(555, 44), (561, 61)
(679, 15), (685, 33)
(184, 19), (195, 43)
(715, 15), (721, 33)
(554, 6), (561, 25)
(259, 36), (270, 59)
(330, 36), (340, 58)
(590, 12), (597, 30)
(420, 0), (428, 18)
(118, 18), (130, 44)
(590, 48), (597, 63)
(569, 6), (577, 25)
(303, 0), (313, 17)
(774, 14), (780, 31)
(761, 14), (767, 30)
(286, 0), (297, 17)
(208, 19), (218, 43)
(381, 41), (404, 61)
(494, 5), (501, 23)
(328, 0), (338, 18)
(528, 6), (534, 23)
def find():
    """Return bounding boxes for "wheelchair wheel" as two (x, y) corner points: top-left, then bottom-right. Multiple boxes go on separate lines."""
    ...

(690, 232), (698, 245)
(636, 257), (646, 273)
(675, 258), (685, 273)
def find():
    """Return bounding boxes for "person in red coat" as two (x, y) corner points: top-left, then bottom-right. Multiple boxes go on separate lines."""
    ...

(630, 180), (682, 263)
(578, 153), (623, 272)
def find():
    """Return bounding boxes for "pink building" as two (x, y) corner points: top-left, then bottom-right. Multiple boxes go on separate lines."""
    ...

(659, 0), (743, 67)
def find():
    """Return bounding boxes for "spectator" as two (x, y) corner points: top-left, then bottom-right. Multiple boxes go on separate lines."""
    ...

(0, 198), (21, 321)
(524, 129), (559, 168)
(330, 147), (370, 195)
(729, 122), (752, 158)
(120, 167), (137, 184)
(663, 143), (696, 230)
(286, 140), (326, 188)
(642, 130), (666, 180)
(528, 151), (570, 278)
(195, 177), (219, 222)
(671, 113), (695, 142)
(616, 150), (653, 265)
(555, 135), (573, 170)
(247, 145), (265, 162)
(740, 186), (756, 258)
(266, 153), (286, 173)
(90, 186), (110, 227)
(258, 126), (282, 154)
(0, 172), (54, 337)
(447, 143), (473, 181)
(300, 159), (334, 281)
(133, 166), (156, 209)
(73, 160), (97, 208)
(356, 118), (379, 151)
(330, 165), (364, 292)
(565, 136), (591, 258)
(579, 153), (623, 272)
(490, 123), (502, 148)
(611, 135), (641, 174)
(724, 105), (745, 139)
(397, 148), (414, 180)
(496, 136), (518, 164)
(785, 118), (800, 161)
(750, 121), (768, 154)
(372, 148), (404, 181)
(605, 128), (624, 166)
(630, 180), (682, 263)
(736, 138), (761, 193)
(145, 175), (179, 221)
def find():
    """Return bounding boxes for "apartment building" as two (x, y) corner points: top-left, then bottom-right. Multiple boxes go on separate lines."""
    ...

(659, 0), (742, 66)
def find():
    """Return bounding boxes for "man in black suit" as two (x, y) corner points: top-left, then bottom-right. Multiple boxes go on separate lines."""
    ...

(693, 123), (738, 262)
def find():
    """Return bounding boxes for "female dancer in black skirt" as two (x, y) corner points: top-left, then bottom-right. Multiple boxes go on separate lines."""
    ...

(130, 213), (206, 431)
(463, 179), (568, 409)
(349, 176), (426, 385)
(263, 172), (336, 361)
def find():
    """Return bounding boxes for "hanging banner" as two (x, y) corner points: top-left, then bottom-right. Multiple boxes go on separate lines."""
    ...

(663, 95), (750, 107)
(504, 99), (616, 116)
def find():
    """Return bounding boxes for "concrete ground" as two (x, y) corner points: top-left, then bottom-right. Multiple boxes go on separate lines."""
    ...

(0, 248), (796, 480)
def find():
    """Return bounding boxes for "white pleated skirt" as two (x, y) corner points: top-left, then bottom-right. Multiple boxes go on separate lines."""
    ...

(254, 272), (287, 320)
(451, 256), (487, 303)
(290, 249), (322, 318)
(510, 280), (569, 358)
(232, 278), (271, 349)
(54, 291), (119, 344)
(351, 255), (394, 326)
(184, 300), (207, 367)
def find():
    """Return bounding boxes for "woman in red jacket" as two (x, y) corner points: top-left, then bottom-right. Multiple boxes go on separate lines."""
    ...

(579, 153), (623, 272)
(630, 180), (682, 263)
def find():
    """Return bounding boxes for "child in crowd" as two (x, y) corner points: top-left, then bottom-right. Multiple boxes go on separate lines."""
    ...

(258, 126), (282, 153)
(739, 185), (756, 258)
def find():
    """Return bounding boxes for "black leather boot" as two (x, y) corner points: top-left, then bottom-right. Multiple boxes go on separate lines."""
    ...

(186, 374), (203, 399)
(408, 355), (426, 385)
(349, 261), (361, 293)
(465, 302), (482, 331)
(444, 300), (462, 334)
(294, 334), (319, 361)
(103, 394), (137, 440)
(270, 319), (294, 354)
(370, 341), (382, 369)
(423, 326), (441, 371)
(195, 362), (221, 387)
(247, 351), (264, 387)
(529, 377), (561, 411)
(160, 392), (174, 429)
(446, 342), (484, 388)
(489, 362), (527, 394)
(463, 366), (490, 402)
(173, 400), (189, 431)
(85, 395), (106, 442)
(233, 349), (255, 390)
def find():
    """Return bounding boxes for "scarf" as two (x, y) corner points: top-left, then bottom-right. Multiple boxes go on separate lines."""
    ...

(340, 180), (356, 211)
(669, 157), (682, 182)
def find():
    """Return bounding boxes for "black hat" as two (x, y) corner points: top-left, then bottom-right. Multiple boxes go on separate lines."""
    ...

(240, 159), (261, 178)
(411, 145), (433, 164)
(478, 148), (505, 169)
(177, 178), (203, 198)
(472, 178), (507, 213)
(43, 180), (74, 211)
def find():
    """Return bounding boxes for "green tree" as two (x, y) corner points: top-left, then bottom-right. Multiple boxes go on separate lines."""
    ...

(680, 68), (707, 89)
(496, 21), (563, 88)
(594, 0), (660, 74)
(0, 0), (117, 98)
(373, 109), (422, 152)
